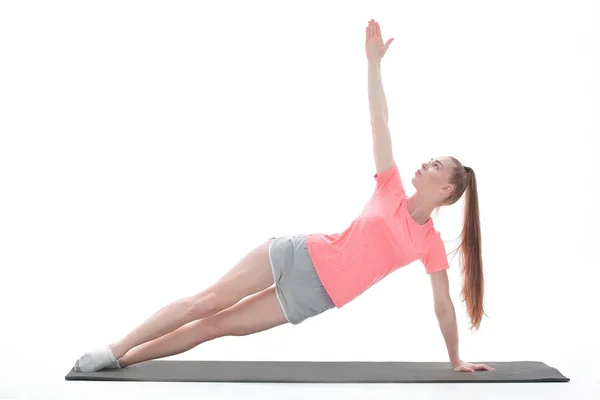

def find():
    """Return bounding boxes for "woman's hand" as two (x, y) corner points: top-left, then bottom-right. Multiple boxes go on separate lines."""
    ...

(452, 360), (495, 372)
(365, 19), (394, 63)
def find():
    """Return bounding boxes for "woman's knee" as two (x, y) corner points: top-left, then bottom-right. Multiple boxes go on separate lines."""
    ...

(205, 312), (245, 337)
(187, 291), (228, 319)
(189, 289), (237, 319)
(190, 318), (228, 344)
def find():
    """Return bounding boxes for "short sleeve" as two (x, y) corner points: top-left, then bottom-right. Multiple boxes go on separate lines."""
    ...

(420, 231), (450, 274)
(373, 164), (405, 198)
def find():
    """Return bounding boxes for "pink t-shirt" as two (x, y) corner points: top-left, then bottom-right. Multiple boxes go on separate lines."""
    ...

(306, 163), (450, 308)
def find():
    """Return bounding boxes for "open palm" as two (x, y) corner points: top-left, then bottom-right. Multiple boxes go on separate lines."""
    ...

(365, 19), (394, 62)
(453, 360), (495, 372)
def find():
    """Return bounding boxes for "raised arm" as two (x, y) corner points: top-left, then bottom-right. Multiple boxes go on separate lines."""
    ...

(368, 60), (389, 124)
(365, 19), (395, 174)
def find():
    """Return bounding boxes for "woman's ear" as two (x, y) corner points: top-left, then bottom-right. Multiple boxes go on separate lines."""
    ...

(441, 184), (454, 196)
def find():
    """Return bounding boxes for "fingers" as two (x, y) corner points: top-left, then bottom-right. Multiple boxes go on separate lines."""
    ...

(366, 19), (381, 40)
(473, 363), (495, 371)
(456, 364), (495, 372)
(471, 364), (495, 371)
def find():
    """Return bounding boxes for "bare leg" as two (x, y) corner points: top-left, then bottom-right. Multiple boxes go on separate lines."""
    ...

(118, 287), (287, 368)
(108, 239), (276, 360)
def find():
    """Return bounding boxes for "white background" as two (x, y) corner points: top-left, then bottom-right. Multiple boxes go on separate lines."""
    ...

(1, 1), (597, 399)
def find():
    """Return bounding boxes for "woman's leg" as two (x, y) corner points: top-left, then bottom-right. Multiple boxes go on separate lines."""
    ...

(118, 286), (287, 368)
(110, 239), (276, 359)
(75, 239), (277, 372)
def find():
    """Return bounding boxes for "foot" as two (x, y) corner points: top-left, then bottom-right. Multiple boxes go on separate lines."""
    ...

(74, 344), (122, 372)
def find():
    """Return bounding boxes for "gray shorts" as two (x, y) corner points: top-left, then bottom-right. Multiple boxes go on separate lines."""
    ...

(268, 235), (335, 325)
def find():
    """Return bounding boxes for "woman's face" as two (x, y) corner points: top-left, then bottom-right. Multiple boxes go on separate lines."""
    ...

(411, 156), (455, 198)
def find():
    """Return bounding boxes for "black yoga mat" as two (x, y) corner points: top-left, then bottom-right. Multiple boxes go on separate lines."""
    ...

(65, 360), (570, 383)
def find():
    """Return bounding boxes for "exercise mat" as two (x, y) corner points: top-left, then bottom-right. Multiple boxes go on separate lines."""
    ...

(65, 360), (570, 383)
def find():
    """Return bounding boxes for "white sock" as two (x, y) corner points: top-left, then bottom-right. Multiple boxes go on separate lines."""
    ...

(74, 344), (121, 372)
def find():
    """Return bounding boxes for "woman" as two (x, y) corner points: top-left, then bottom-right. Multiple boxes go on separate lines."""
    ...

(74, 19), (493, 374)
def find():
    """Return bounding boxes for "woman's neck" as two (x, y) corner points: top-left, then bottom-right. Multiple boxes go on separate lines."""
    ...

(406, 194), (435, 225)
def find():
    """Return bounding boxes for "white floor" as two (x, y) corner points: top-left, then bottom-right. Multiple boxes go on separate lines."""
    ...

(0, 357), (596, 400)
